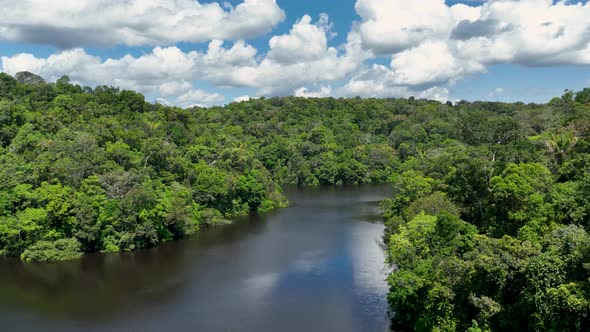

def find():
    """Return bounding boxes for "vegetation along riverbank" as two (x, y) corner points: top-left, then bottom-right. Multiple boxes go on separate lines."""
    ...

(1, 72), (589, 330)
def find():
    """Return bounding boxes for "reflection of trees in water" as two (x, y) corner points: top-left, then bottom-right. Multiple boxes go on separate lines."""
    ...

(282, 185), (392, 213)
(0, 211), (263, 319)
(193, 211), (269, 247)
(0, 243), (188, 320)
(0, 213), (269, 321)
(0, 186), (392, 331)
(352, 199), (387, 223)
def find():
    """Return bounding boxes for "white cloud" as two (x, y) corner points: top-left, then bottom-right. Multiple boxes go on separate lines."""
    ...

(0, 0), (285, 48)
(317, 13), (338, 40)
(354, 0), (590, 64)
(354, 0), (471, 54)
(2, 48), (102, 82)
(346, 0), (590, 98)
(155, 97), (170, 105)
(203, 15), (371, 96)
(0, 46), (227, 106)
(233, 95), (253, 103)
(0, 14), (365, 105)
(203, 40), (258, 66)
(3, 1), (590, 104)
(177, 89), (225, 108)
(294, 86), (333, 98)
(389, 40), (484, 86)
(159, 81), (192, 97)
(488, 87), (505, 97)
(339, 65), (451, 102)
(268, 15), (330, 64)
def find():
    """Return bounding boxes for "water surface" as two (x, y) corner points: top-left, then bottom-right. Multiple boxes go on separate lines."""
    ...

(0, 185), (391, 332)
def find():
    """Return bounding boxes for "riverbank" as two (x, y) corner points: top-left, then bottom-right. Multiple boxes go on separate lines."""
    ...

(0, 185), (392, 332)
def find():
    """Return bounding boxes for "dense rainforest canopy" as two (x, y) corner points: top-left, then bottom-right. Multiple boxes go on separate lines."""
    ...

(1, 72), (590, 330)
(381, 89), (590, 330)
(0, 71), (401, 262)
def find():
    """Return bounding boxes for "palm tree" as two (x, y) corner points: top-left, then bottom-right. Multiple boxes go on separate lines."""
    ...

(545, 131), (579, 165)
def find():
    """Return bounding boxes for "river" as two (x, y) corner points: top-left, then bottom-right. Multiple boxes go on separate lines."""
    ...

(0, 185), (392, 332)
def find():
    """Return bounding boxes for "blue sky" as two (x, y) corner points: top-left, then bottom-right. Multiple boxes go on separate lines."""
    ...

(0, 0), (589, 106)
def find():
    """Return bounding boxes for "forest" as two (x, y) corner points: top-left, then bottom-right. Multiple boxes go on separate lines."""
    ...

(0, 72), (589, 330)
(380, 90), (590, 330)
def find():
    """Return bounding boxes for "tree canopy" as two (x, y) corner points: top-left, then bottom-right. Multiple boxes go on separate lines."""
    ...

(381, 88), (590, 331)
(1, 72), (589, 330)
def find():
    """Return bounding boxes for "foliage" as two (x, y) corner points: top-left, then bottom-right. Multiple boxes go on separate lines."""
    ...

(383, 89), (590, 331)
(2, 73), (590, 330)
(0, 74), (296, 261)
(20, 238), (82, 262)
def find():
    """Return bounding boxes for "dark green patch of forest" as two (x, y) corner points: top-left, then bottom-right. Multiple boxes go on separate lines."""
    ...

(0, 71), (400, 262)
(381, 89), (590, 331)
(1, 72), (589, 331)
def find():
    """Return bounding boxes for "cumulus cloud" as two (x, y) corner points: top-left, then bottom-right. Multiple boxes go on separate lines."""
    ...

(177, 89), (225, 108)
(355, 0), (477, 54)
(0, 46), (226, 106)
(3, 1), (590, 104)
(345, 0), (590, 99)
(233, 95), (253, 103)
(294, 86), (333, 98)
(451, 19), (513, 40)
(389, 41), (485, 86)
(202, 15), (371, 95)
(355, 0), (590, 79)
(268, 15), (330, 64)
(0, 0), (285, 48)
(339, 64), (452, 102)
(0, 14), (366, 104)
(488, 87), (505, 97)
(158, 81), (192, 97)
(203, 40), (258, 67)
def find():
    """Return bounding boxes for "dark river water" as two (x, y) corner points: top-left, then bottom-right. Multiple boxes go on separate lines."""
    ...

(0, 185), (392, 332)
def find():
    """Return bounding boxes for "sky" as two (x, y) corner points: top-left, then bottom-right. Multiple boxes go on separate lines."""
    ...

(1, 0), (590, 107)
